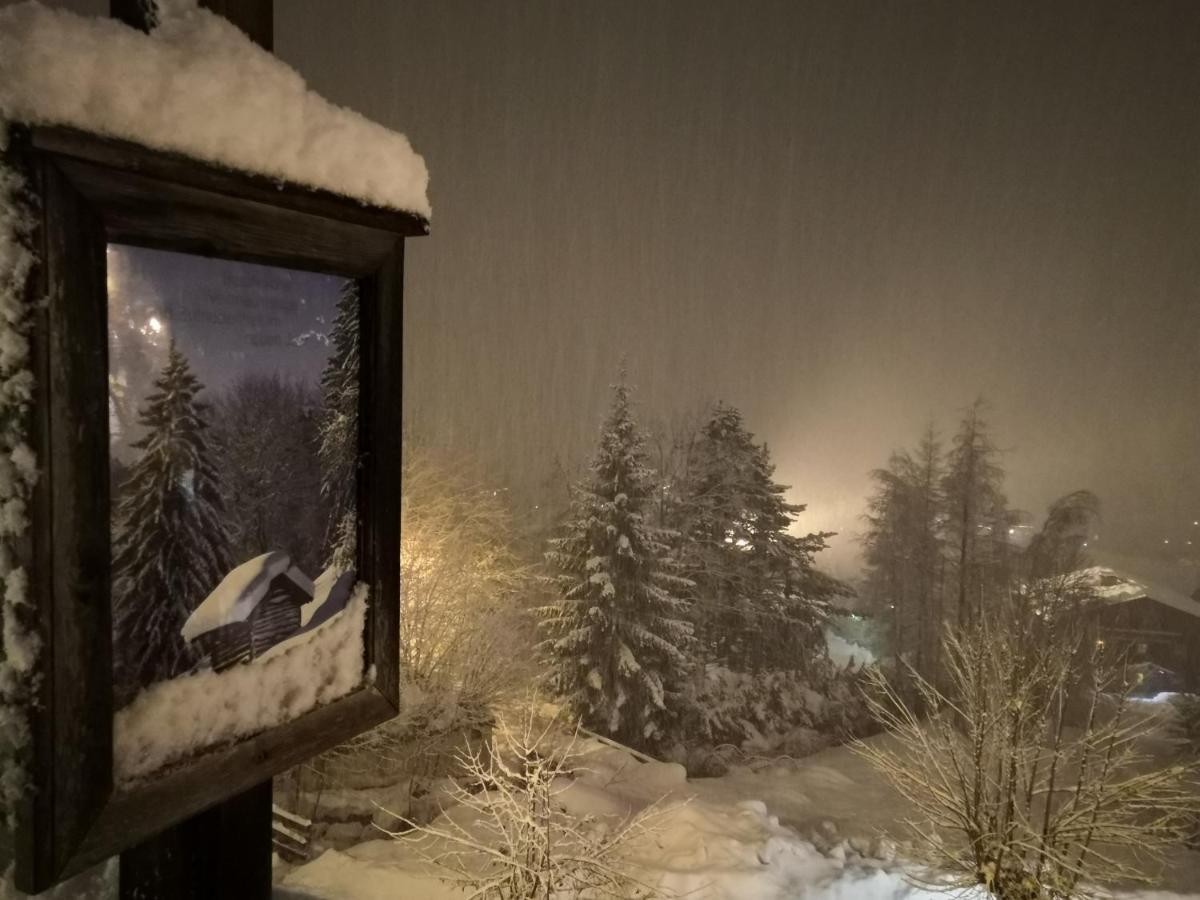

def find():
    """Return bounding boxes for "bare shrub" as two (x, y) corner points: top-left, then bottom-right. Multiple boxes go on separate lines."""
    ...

(857, 612), (1200, 899)
(382, 705), (672, 899)
(290, 449), (539, 797)
(398, 449), (539, 715)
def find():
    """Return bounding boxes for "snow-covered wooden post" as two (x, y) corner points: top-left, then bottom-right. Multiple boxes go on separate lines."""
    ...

(0, 2), (429, 896)
(115, 6), (277, 893)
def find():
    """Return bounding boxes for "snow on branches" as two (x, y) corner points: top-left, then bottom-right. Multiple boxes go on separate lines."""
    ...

(858, 613), (1200, 899)
(111, 342), (233, 706)
(541, 381), (693, 750)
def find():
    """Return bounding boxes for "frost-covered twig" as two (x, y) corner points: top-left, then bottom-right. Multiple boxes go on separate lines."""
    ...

(856, 613), (1200, 899)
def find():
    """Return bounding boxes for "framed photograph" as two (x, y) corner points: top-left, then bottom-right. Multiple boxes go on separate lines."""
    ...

(11, 125), (425, 893)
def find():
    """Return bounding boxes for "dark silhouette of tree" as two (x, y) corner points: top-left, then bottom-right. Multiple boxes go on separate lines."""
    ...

(676, 403), (840, 672)
(211, 373), (327, 575)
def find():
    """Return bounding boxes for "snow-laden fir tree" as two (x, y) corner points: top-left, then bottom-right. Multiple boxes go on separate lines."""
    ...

(112, 342), (232, 707)
(318, 281), (359, 571)
(677, 403), (839, 672)
(541, 380), (693, 749)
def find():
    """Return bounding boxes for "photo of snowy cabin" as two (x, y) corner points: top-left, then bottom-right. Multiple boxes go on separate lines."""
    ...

(181, 551), (355, 671)
(1075, 558), (1200, 692)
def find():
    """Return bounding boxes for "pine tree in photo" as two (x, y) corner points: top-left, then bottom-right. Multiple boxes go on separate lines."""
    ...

(112, 342), (232, 706)
(678, 403), (838, 672)
(318, 281), (360, 571)
(541, 380), (693, 749)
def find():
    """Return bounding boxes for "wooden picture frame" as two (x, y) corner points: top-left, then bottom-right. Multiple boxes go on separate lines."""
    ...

(8, 125), (425, 893)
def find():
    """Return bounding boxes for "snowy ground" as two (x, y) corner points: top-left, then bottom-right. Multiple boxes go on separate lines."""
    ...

(275, 711), (1200, 900)
(275, 736), (955, 900)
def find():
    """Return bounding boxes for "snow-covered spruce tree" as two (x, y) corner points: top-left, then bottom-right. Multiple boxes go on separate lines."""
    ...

(318, 281), (359, 571)
(677, 403), (838, 672)
(112, 342), (232, 707)
(541, 381), (693, 749)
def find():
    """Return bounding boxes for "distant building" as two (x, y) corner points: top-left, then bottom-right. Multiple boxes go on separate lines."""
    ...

(1074, 559), (1200, 692)
(181, 551), (354, 671)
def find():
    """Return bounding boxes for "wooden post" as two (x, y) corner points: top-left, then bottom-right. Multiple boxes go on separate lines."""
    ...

(119, 781), (273, 900)
(107, 4), (276, 897)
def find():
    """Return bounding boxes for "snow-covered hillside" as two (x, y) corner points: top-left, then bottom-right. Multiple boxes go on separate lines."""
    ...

(275, 725), (1200, 900)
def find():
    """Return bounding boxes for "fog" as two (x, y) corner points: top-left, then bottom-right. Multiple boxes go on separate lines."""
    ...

(30, 0), (1199, 576)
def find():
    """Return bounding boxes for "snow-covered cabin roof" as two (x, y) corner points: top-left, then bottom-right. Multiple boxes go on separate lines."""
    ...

(257, 570), (356, 664)
(1074, 563), (1200, 620)
(0, 2), (430, 218)
(299, 567), (355, 631)
(181, 551), (314, 642)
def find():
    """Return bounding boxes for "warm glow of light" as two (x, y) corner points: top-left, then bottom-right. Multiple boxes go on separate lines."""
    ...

(148, 316), (163, 334)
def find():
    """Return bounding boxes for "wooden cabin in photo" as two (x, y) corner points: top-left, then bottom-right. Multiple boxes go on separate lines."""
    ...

(181, 552), (353, 671)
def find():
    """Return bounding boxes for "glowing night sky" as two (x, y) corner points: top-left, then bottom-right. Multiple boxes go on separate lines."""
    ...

(276, 0), (1200, 575)
(106, 244), (344, 459)
(35, 0), (1198, 575)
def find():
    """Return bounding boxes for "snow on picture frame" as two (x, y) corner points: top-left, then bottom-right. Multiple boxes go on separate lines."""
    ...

(9, 125), (421, 894)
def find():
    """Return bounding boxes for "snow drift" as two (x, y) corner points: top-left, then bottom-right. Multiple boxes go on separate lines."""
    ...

(115, 584), (368, 784)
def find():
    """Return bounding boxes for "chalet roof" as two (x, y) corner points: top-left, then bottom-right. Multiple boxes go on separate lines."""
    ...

(1075, 555), (1200, 621)
(181, 551), (314, 642)
(298, 567), (356, 631)
(255, 569), (356, 664)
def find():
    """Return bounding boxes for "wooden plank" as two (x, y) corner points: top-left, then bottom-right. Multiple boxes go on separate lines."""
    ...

(31, 126), (428, 239)
(272, 804), (312, 829)
(577, 727), (657, 765)
(52, 154), (402, 278)
(63, 686), (395, 882)
(272, 821), (307, 846)
(357, 244), (404, 710)
(18, 156), (113, 894)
